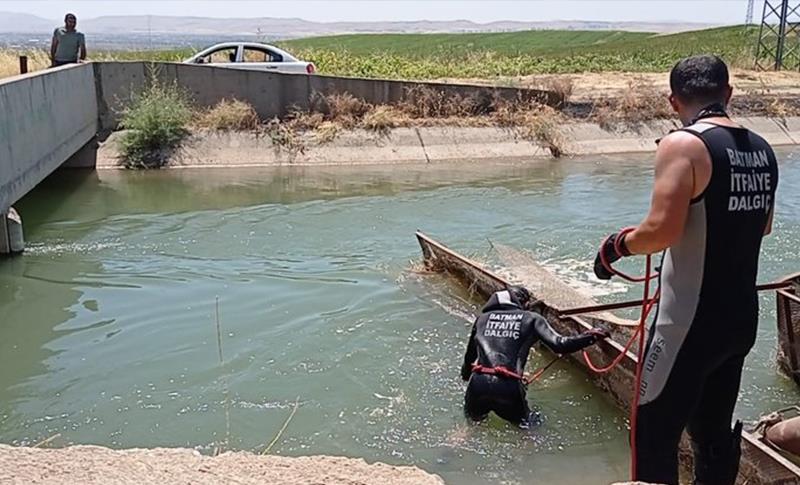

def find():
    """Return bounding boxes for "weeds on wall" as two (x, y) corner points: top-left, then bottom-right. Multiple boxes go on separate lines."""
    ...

(116, 80), (570, 166)
(196, 98), (260, 131)
(118, 67), (192, 168)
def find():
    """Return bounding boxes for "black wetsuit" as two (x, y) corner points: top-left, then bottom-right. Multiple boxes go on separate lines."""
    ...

(461, 290), (600, 425)
(635, 122), (778, 484)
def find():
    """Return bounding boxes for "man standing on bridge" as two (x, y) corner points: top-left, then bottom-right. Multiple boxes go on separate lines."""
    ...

(50, 13), (86, 67)
(593, 55), (778, 484)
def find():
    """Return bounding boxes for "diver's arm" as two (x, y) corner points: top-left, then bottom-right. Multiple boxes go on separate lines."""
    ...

(50, 30), (58, 63)
(461, 320), (478, 381)
(533, 314), (602, 354)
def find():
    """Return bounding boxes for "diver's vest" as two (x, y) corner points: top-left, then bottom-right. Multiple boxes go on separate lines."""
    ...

(639, 122), (779, 405)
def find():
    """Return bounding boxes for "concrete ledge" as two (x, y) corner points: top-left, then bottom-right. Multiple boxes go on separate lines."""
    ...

(97, 117), (800, 169)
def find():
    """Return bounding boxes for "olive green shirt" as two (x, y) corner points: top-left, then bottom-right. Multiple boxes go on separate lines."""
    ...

(53, 27), (85, 62)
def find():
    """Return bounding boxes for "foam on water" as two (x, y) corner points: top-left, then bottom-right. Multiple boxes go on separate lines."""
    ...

(541, 258), (630, 298)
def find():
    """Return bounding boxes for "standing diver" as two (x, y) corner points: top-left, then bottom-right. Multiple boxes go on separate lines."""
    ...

(593, 55), (778, 485)
(461, 286), (610, 427)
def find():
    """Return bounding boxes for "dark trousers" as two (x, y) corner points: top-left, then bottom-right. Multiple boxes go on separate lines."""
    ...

(635, 353), (746, 485)
(464, 373), (531, 425)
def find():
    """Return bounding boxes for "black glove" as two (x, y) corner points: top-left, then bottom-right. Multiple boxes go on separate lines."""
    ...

(587, 323), (612, 343)
(461, 363), (472, 382)
(593, 231), (632, 280)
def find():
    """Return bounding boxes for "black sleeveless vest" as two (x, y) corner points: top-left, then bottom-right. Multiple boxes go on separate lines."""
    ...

(638, 122), (779, 405)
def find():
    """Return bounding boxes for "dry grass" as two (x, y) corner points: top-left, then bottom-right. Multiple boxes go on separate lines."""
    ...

(0, 49), (51, 78)
(399, 85), (492, 118)
(274, 88), (566, 156)
(491, 100), (567, 157)
(265, 118), (306, 158)
(731, 76), (800, 123)
(523, 109), (567, 158)
(540, 77), (574, 108)
(195, 99), (260, 131)
(362, 105), (410, 134)
(591, 79), (673, 129)
(286, 110), (325, 131)
(314, 121), (341, 144)
(310, 92), (371, 128)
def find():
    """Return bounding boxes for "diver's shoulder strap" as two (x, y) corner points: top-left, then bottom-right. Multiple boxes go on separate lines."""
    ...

(681, 122), (719, 136)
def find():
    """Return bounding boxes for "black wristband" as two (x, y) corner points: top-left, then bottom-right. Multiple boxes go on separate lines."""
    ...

(616, 232), (632, 257)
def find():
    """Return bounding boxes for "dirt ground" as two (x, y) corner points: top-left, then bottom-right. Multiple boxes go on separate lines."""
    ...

(0, 444), (444, 485)
(442, 70), (800, 101)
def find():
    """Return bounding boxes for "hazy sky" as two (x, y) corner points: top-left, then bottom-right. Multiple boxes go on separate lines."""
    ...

(1, 1), (762, 24)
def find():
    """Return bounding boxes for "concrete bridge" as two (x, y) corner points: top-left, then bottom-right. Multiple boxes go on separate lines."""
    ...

(0, 62), (558, 254)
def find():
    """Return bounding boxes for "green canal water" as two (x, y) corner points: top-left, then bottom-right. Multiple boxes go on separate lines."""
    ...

(1, 152), (799, 484)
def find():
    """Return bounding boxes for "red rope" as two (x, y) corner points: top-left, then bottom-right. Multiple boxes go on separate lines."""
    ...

(528, 355), (562, 383)
(586, 230), (659, 480)
(629, 254), (653, 480)
(472, 356), (562, 386)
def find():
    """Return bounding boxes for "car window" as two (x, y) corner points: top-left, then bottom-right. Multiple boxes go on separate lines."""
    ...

(242, 47), (284, 63)
(200, 47), (238, 64)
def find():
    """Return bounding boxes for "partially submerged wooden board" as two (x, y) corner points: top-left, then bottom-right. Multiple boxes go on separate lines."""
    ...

(492, 242), (639, 327)
(416, 231), (800, 485)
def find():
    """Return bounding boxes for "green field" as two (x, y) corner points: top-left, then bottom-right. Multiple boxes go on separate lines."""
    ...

(277, 26), (759, 79)
(281, 30), (652, 57)
(0, 26), (763, 81)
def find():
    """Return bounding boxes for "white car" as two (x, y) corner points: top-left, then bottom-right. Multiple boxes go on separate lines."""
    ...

(184, 42), (316, 75)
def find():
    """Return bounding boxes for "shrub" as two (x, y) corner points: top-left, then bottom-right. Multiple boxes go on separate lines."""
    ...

(119, 71), (192, 168)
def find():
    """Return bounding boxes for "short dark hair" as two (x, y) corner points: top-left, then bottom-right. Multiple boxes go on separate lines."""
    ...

(65, 13), (77, 21)
(669, 55), (730, 105)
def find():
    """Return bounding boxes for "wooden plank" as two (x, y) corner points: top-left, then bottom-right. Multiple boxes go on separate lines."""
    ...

(560, 280), (794, 317)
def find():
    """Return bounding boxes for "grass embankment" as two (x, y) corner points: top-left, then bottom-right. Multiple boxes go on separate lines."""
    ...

(0, 26), (759, 80)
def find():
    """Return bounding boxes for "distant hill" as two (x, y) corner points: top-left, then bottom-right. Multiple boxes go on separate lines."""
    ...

(0, 12), (717, 37)
(2, 12), (55, 33)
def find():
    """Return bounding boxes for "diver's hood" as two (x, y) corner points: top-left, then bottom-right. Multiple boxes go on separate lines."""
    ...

(482, 290), (523, 313)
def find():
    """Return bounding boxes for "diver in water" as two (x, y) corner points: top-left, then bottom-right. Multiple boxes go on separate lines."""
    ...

(460, 286), (610, 427)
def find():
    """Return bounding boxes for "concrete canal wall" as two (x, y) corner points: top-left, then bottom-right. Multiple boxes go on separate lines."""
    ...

(0, 64), (98, 253)
(93, 61), (556, 131)
(0, 64), (97, 216)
